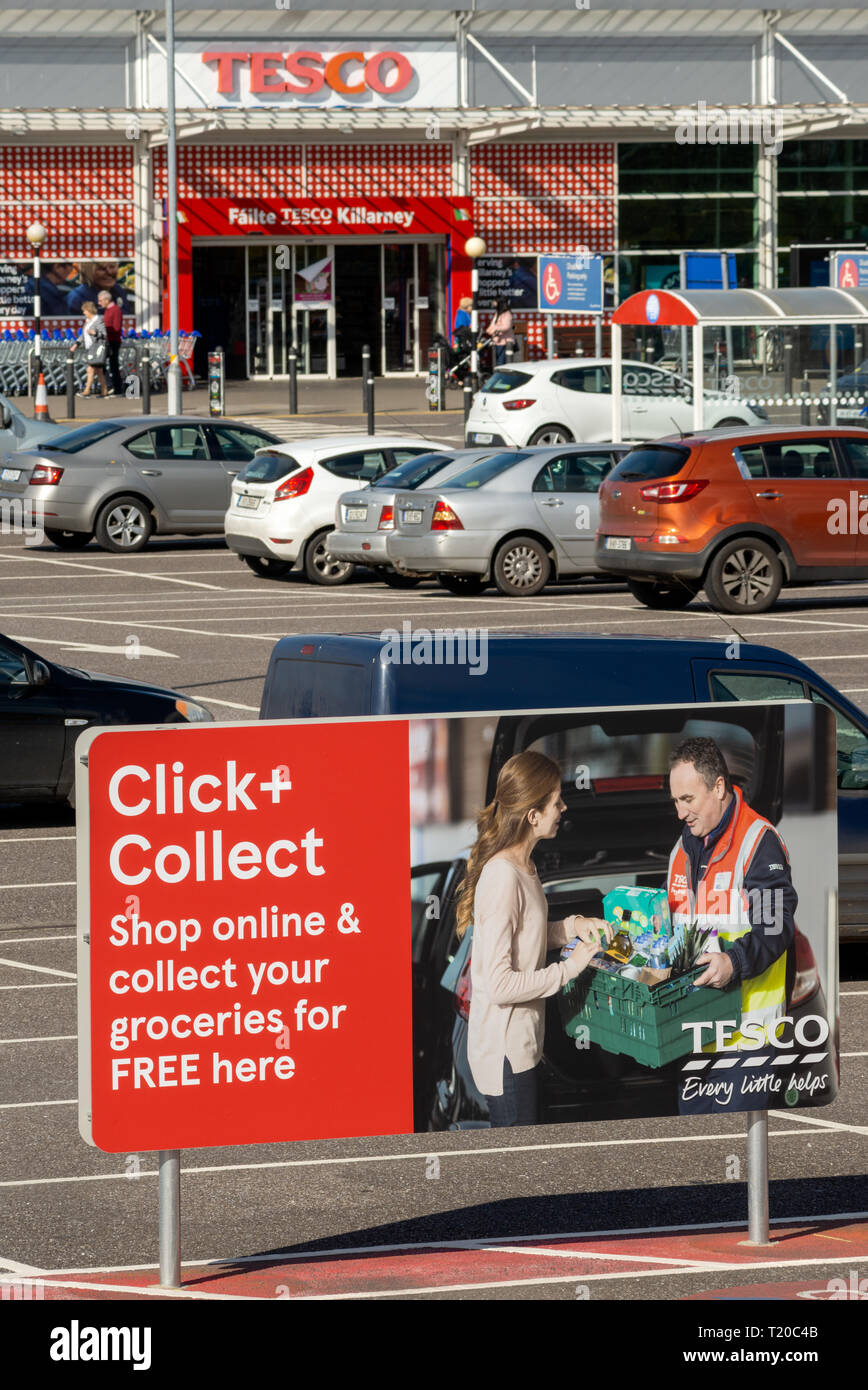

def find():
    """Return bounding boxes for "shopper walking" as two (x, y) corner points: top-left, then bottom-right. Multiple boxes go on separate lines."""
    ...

(98, 289), (123, 396)
(77, 301), (108, 398)
(456, 751), (611, 1127)
(485, 297), (515, 367)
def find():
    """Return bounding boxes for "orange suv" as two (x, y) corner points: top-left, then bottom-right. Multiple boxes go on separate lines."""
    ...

(596, 426), (868, 613)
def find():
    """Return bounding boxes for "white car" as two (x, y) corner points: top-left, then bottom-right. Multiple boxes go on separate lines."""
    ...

(224, 434), (439, 584)
(465, 357), (767, 448)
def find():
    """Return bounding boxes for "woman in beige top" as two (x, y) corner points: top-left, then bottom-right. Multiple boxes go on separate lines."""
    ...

(455, 750), (612, 1127)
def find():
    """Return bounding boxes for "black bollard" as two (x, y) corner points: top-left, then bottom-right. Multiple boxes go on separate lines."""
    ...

(361, 343), (371, 413)
(366, 372), (375, 435)
(141, 348), (151, 414)
(463, 380), (473, 430)
(505, 344), (514, 365)
(800, 372), (810, 426)
(288, 344), (298, 415)
(66, 353), (76, 420)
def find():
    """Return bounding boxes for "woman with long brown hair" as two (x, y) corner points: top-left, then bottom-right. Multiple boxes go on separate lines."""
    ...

(456, 750), (612, 1127)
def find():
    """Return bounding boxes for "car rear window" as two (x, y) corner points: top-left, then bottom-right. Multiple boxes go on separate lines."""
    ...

(318, 449), (387, 480)
(446, 450), (532, 488)
(237, 451), (300, 484)
(609, 445), (691, 482)
(373, 452), (454, 489)
(480, 370), (533, 393)
(44, 422), (125, 453)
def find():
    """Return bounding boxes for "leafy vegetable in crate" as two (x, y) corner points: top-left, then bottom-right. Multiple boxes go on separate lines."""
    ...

(667, 920), (714, 977)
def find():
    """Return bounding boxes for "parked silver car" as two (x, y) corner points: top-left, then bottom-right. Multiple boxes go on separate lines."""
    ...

(328, 448), (499, 587)
(0, 416), (281, 552)
(387, 443), (630, 596)
(0, 391), (66, 461)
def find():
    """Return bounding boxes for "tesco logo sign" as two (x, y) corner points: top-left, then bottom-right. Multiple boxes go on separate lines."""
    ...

(203, 50), (415, 97)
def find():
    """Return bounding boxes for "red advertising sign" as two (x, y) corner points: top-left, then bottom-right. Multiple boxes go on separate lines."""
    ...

(78, 721), (412, 1152)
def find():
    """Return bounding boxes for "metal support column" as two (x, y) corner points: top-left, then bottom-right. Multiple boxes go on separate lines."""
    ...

(158, 1149), (181, 1287)
(165, 0), (182, 415)
(743, 1112), (771, 1246)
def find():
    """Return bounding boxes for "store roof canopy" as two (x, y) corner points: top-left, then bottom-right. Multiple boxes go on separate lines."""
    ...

(613, 287), (868, 327)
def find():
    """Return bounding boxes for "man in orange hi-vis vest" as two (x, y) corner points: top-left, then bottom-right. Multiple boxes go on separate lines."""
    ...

(667, 737), (796, 1048)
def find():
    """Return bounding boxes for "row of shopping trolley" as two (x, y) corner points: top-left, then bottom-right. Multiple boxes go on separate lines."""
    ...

(0, 330), (201, 396)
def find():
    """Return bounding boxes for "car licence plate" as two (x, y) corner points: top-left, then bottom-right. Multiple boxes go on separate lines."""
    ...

(0, 468), (21, 481)
(345, 506), (367, 521)
(402, 509), (423, 525)
(236, 494), (260, 509)
(473, 433), (493, 444)
(605, 537), (632, 551)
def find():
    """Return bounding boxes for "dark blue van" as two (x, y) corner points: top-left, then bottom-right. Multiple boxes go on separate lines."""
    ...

(260, 631), (868, 941)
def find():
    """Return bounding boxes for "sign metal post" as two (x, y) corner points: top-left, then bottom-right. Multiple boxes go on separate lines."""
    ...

(158, 1149), (181, 1288)
(743, 1111), (771, 1246)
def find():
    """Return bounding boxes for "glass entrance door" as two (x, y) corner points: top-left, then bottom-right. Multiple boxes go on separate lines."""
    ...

(295, 308), (329, 374)
(383, 243), (417, 373)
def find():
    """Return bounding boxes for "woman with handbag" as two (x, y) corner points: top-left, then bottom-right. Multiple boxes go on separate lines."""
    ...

(78, 301), (108, 398)
(455, 751), (612, 1127)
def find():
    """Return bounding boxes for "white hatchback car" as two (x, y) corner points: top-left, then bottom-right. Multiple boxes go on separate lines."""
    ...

(224, 434), (439, 583)
(465, 358), (766, 448)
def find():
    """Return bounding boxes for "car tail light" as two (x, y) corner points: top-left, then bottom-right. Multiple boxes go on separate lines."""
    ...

(502, 398), (536, 411)
(378, 505), (395, 531)
(30, 464), (64, 485)
(431, 501), (463, 531)
(273, 467), (313, 501)
(651, 532), (688, 545)
(790, 927), (819, 1007)
(639, 480), (709, 502)
(455, 954), (473, 1021)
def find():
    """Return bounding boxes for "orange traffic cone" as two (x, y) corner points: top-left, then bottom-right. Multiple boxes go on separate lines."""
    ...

(34, 372), (51, 421)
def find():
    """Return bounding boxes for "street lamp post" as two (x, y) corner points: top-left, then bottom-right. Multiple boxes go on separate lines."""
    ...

(464, 235), (487, 392)
(26, 222), (47, 407)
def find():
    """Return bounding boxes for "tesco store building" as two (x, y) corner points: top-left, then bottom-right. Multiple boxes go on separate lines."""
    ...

(2, 0), (868, 379)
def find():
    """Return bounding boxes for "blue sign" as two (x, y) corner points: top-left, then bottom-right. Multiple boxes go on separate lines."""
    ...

(537, 254), (604, 314)
(683, 252), (738, 290)
(833, 252), (868, 289)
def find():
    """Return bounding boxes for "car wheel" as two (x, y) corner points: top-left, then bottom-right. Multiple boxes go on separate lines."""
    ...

(493, 535), (551, 597)
(529, 425), (573, 445)
(44, 527), (93, 550)
(243, 556), (292, 580)
(704, 538), (783, 614)
(93, 496), (154, 553)
(438, 574), (488, 596)
(715, 417), (751, 429)
(626, 579), (700, 610)
(303, 530), (355, 586)
(381, 568), (422, 589)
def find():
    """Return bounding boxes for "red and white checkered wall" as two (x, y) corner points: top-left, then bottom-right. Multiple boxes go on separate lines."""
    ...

(470, 142), (617, 353)
(0, 145), (134, 257)
(151, 142), (453, 198)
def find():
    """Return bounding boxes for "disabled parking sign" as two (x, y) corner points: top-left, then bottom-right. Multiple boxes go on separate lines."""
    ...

(537, 254), (604, 314)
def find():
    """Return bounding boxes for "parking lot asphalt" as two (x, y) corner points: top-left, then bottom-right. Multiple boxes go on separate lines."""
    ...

(1, 436), (868, 1301)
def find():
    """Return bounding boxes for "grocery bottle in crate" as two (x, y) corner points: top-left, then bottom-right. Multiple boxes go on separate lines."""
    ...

(605, 928), (633, 965)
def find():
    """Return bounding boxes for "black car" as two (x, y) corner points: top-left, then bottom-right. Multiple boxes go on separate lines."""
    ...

(415, 700), (836, 1129)
(0, 632), (213, 806)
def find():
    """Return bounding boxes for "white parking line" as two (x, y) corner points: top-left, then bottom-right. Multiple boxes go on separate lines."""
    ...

(0, 1127), (835, 1188)
(0, 983), (75, 990)
(0, 1099), (75, 1110)
(0, 837), (75, 845)
(199, 696), (260, 712)
(770, 1110), (868, 1137)
(42, 1210), (868, 1277)
(0, 553), (227, 591)
(0, 881), (74, 890)
(294, 1253), (868, 1300)
(0, 957), (75, 979)
(0, 1036), (76, 1045)
(0, 935), (74, 943)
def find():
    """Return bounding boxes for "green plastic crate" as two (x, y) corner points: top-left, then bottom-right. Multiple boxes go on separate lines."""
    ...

(559, 964), (741, 1069)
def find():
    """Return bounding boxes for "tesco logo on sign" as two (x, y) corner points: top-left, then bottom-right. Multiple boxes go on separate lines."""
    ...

(203, 50), (415, 97)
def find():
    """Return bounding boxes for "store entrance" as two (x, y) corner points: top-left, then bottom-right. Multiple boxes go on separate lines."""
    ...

(192, 245), (247, 379)
(334, 245), (381, 377)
